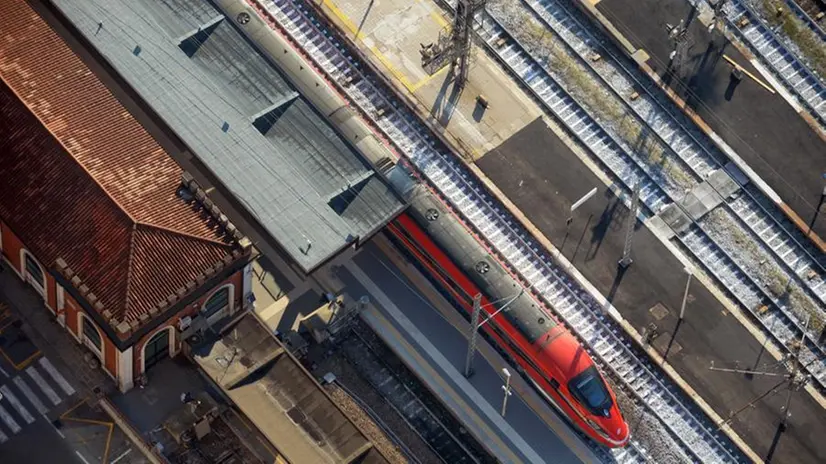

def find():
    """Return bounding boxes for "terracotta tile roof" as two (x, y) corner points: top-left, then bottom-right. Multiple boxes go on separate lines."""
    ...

(0, 0), (243, 335)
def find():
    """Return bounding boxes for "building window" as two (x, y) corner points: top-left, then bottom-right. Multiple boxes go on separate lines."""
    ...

(143, 328), (171, 372)
(82, 315), (102, 353)
(22, 250), (46, 300)
(201, 286), (230, 318)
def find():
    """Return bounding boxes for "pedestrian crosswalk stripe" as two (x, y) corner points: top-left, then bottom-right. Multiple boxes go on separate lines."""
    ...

(0, 424), (7, 444)
(0, 385), (34, 424)
(0, 402), (21, 434)
(13, 376), (47, 415)
(39, 358), (75, 396)
(25, 366), (60, 406)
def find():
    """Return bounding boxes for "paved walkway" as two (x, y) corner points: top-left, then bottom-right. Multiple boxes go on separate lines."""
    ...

(0, 266), (147, 464)
(314, 0), (542, 160)
(476, 118), (826, 464)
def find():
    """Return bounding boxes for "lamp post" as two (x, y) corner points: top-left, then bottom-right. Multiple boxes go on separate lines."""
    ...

(679, 267), (693, 320)
(500, 368), (513, 417)
(567, 187), (598, 228)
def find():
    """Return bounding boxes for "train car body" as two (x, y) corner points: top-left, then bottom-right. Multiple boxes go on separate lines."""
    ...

(388, 186), (629, 448)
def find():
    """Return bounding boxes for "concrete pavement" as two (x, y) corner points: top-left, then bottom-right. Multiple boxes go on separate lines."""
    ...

(476, 118), (826, 464)
(591, 0), (826, 243)
(0, 266), (146, 464)
(331, 240), (602, 464)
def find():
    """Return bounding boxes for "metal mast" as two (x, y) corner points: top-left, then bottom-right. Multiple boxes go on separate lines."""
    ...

(464, 294), (483, 378)
(666, 19), (693, 69)
(451, 0), (486, 87)
(619, 182), (641, 268)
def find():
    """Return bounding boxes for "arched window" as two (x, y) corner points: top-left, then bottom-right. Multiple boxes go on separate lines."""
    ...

(143, 328), (172, 372)
(22, 250), (47, 300)
(201, 285), (231, 318)
(82, 315), (102, 353)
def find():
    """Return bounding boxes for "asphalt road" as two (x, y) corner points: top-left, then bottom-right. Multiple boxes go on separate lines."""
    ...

(0, 271), (145, 464)
(337, 242), (595, 464)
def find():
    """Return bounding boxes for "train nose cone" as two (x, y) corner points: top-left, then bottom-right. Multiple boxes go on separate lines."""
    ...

(610, 417), (630, 446)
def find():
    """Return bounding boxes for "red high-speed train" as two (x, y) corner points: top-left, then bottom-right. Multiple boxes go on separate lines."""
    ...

(386, 185), (629, 448)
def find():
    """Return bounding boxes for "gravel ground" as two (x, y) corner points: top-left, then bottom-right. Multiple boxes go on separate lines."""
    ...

(486, 0), (698, 197)
(316, 352), (440, 464)
(702, 208), (825, 334)
(613, 385), (692, 464)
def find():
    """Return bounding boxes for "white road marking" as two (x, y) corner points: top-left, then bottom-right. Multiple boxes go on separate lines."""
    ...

(26, 366), (61, 406)
(39, 358), (75, 396)
(13, 376), (48, 414)
(75, 450), (91, 464)
(0, 365), (9, 378)
(0, 385), (34, 424)
(48, 417), (65, 438)
(110, 448), (132, 464)
(0, 425), (7, 443)
(0, 402), (21, 434)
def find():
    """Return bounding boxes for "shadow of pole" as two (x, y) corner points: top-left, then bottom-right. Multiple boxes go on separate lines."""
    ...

(607, 262), (629, 303)
(355, 0), (375, 39)
(661, 318), (684, 363)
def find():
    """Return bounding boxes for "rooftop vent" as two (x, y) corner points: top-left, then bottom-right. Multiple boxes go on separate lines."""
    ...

(177, 185), (194, 202)
(237, 12), (251, 25)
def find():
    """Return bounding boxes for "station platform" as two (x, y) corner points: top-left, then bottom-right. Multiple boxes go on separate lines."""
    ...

(313, 0), (542, 160)
(477, 118), (826, 464)
(589, 0), (826, 244)
(330, 240), (600, 464)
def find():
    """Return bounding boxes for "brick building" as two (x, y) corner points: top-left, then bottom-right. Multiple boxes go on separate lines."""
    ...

(0, 1), (253, 392)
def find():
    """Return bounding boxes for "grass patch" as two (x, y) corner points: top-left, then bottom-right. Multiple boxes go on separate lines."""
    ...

(759, 0), (826, 80)
(706, 210), (825, 333)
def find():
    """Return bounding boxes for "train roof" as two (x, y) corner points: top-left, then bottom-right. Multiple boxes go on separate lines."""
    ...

(408, 188), (558, 342)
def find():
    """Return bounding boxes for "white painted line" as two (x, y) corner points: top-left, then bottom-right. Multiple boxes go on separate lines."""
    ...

(13, 376), (48, 415)
(0, 402), (21, 434)
(39, 358), (75, 397)
(0, 385), (34, 424)
(110, 448), (132, 464)
(75, 450), (91, 464)
(0, 365), (9, 378)
(0, 426), (7, 443)
(26, 366), (61, 406)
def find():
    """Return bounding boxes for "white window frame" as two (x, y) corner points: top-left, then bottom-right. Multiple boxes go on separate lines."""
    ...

(200, 283), (235, 325)
(140, 326), (175, 375)
(78, 312), (105, 365)
(20, 249), (47, 304)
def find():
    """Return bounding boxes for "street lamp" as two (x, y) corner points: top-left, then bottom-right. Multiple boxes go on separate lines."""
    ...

(567, 187), (598, 228)
(679, 266), (693, 320)
(500, 368), (513, 417)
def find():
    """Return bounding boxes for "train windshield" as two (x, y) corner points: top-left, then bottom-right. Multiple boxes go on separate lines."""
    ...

(568, 367), (613, 417)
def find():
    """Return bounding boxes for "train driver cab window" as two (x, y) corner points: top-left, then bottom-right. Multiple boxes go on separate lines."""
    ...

(568, 366), (613, 417)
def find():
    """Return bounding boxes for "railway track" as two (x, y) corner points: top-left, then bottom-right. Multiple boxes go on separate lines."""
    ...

(252, 0), (746, 461)
(478, 0), (826, 393)
(701, 0), (826, 130)
(341, 328), (480, 464)
(791, 0), (826, 24)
